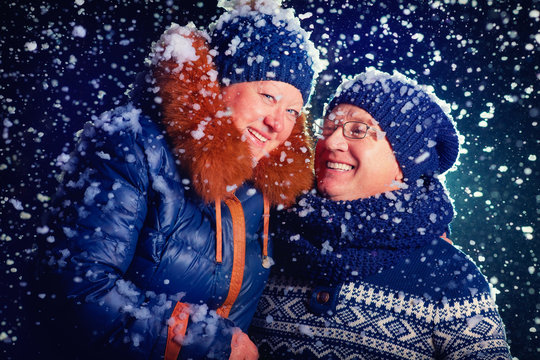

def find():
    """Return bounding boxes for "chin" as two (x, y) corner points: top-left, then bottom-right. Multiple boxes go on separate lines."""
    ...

(317, 182), (335, 198)
(248, 145), (263, 160)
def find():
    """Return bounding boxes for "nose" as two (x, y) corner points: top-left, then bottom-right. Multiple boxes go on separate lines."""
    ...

(324, 127), (348, 151)
(262, 109), (284, 133)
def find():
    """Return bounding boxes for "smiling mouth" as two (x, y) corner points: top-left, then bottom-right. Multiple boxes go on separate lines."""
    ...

(247, 127), (269, 143)
(327, 161), (354, 171)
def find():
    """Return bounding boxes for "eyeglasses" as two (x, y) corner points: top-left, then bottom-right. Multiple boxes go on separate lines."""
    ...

(314, 120), (376, 140)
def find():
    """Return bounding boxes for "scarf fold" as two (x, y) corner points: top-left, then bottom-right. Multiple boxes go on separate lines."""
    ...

(274, 176), (454, 284)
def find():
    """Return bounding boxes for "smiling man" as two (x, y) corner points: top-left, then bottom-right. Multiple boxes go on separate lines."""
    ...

(249, 68), (511, 360)
(315, 103), (403, 200)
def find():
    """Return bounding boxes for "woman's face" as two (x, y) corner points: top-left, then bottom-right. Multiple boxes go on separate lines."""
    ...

(222, 80), (303, 161)
(315, 104), (403, 201)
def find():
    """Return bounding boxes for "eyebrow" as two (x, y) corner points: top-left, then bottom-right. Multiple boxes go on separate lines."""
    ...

(348, 109), (379, 127)
(260, 82), (303, 108)
(290, 100), (303, 109)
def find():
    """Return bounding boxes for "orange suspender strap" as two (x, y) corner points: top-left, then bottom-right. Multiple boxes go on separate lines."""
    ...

(262, 195), (271, 268)
(215, 197), (222, 263)
(164, 302), (190, 360)
(440, 232), (453, 244)
(216, 195), (246, 319)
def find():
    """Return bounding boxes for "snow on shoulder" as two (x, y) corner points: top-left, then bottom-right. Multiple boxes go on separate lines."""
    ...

(217, 0), (282, 10)
(92, 103), (142, 135)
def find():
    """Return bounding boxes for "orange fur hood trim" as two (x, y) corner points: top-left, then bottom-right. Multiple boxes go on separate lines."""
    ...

(152, 29), (313, 207)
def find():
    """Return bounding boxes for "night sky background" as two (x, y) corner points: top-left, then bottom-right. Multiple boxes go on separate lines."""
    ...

(1, 0), (538, 358)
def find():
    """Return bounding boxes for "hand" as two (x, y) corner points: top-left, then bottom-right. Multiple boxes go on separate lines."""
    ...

(229, 329), (259, 360)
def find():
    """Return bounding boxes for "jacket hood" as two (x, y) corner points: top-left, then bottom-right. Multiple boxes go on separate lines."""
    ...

(150, 27), (313, 206)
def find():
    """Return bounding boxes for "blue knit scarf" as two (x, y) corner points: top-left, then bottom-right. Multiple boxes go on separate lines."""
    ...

(274, 176), (455, 284)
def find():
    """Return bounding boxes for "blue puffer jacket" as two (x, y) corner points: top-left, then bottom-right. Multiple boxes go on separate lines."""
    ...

(42, 29), (313, 360)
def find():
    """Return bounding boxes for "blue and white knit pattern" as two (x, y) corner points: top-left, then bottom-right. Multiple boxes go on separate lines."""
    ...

(249, 240), (511, 360)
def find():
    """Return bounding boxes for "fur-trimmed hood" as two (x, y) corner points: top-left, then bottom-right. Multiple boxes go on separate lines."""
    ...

(150, 28), (314, 206)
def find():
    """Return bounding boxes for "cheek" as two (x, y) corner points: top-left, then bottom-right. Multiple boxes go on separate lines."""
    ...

(230, 111), (247, 131)
(348, 142), (371, 164)
(350, 143), (391, 177)
(228, 92), (260, 128)
(361, 145), (399, 178)
(314, 142), (326, 171)
(278, 121), (296, 141)
(233, 105), (262, 131)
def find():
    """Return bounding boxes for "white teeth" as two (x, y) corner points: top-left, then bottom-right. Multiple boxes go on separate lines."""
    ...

(327, 161), (353, 171)
(248, 128), (268, 143)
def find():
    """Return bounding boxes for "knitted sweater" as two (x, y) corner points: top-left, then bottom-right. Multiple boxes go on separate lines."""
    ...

(249, 179), (510, 359)
(249, 238), (511, 359)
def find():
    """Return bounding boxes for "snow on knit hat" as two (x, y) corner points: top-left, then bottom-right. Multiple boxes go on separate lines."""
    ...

(209, 0), (325, 105)
(326, 67), (460, 183)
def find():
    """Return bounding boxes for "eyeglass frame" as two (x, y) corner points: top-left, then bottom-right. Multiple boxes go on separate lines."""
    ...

(313, 120), (378, 140)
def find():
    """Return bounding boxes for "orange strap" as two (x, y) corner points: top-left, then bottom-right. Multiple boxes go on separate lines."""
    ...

(164, 302), (190, 360)
(440, 232), (453, 244)
(262, 195), (270, 259)
(216, 195), (246, 318)
(261, 195), (272, 268)
(215, 197), (222, 263)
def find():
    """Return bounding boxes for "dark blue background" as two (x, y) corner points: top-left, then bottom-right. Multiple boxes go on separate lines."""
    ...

(1, 0), (538, 358)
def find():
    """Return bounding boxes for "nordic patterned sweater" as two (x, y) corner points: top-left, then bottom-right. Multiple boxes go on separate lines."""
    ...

(249, 238), (511, 359)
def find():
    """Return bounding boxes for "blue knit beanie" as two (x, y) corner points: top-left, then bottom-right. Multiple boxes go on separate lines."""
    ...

(210, 1), (324, 105)
(326, 68), (460, 183)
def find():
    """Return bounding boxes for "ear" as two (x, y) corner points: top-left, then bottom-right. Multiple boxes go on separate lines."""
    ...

(395, 167), (404, 181)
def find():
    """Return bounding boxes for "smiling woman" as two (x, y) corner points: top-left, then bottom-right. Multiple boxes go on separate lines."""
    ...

(35, 1), (325, 360)
(222, 80), (303, 162)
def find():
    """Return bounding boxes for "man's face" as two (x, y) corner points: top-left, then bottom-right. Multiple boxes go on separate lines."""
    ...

(316, 104), (403, 201)
(222, 80), (303, 161)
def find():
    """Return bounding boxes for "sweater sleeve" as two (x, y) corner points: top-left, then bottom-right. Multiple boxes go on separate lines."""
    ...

(45, 107), (234, 359)
(432, 252), (511, 360)
(433, 293), (511, 359)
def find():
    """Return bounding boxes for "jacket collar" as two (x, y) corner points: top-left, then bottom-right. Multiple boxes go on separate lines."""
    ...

(151, 30), (314, 207)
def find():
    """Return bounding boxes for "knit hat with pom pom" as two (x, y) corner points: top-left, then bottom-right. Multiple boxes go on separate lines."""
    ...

(326, 68), (460, 183)
(210, 0), (325, 105)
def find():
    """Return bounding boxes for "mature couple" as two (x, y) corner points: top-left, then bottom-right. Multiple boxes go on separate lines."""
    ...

(41, 1), (510, 359)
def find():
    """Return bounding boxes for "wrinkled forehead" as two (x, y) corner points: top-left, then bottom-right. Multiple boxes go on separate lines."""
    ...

(326, 103), (380, 127)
